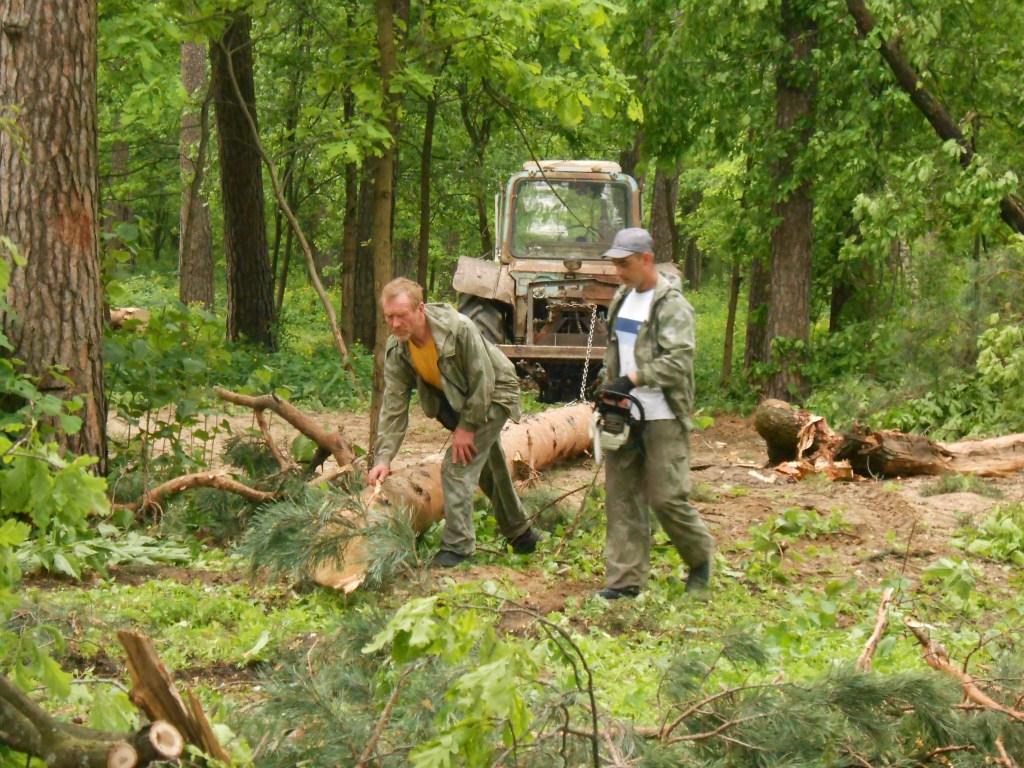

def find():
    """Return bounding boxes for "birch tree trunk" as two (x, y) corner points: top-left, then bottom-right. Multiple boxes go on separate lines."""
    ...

(178, 40), (213, 309)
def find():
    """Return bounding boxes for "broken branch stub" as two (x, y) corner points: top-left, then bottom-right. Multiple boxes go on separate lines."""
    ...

(117, 630), (232, 763)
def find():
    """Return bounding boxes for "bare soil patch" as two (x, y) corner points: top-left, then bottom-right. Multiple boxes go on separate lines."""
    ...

(108, 404), (1024, 605)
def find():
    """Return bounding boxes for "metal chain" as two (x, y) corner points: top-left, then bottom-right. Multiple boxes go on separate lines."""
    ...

(578, 302), (598, 402)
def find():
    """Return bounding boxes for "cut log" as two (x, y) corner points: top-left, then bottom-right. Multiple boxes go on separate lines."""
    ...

(314, 403), (595, 592)
(753, 398), (838, 464)
(940, 433), (1024, 477)
(835, 424), (953, 477)
(0, 674), (183, 768)
(753, 400), (1024, 479)
(109, 307), (151, 329)
(117, 630), (232, 764)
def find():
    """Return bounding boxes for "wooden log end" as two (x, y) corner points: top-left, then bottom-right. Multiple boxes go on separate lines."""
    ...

(107, 742), (138, 768)
(143, 721), (185, 760)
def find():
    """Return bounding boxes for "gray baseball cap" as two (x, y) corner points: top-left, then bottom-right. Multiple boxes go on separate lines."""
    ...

(602, 227), (654, 259)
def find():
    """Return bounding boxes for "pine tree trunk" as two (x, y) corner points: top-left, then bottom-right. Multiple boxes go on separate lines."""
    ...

(0, 0), (108, 471)
(178, 41), (213, 309)
(764, 0), (817, 401)
(210, 13), (275, 348)
(315, 403), (595, 592)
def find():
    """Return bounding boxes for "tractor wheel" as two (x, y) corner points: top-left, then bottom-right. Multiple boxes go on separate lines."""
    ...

(458, 295), (507, 344)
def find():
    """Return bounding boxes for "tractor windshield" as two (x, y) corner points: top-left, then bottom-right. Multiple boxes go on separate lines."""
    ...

(509, 179), (630, 259)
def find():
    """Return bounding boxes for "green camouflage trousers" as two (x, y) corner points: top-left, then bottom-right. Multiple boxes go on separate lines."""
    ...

(440, 409), (529, 555)
(604, 418), (714, 590)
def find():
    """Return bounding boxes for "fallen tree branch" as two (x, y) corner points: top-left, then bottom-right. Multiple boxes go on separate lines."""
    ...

(856, 587), (895, 672)
(216, 387), (355, 469)
(0, 674), (183, 768)
(995, 737), (1018, 768)
(115, 469), (278, 514)
(355, 667), (412, 768)
(255, 409), (297, 472)
(905, 619), (1024, 723)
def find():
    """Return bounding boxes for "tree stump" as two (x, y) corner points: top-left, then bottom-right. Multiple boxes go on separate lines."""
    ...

(753, 399), (836, 464)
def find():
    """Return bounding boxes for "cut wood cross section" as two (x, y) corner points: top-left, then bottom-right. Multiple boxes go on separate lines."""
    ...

(314, 402), (595, 592)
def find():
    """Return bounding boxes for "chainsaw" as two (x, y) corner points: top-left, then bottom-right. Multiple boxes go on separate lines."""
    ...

(590, 390), (646, 464)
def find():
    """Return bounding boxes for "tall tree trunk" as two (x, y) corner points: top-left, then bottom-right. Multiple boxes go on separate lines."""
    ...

(271, 28), (305, 316)
(649, 166), (679, 265)
(368, 0), (400, 449)
(764, 0), (817, 401)
(178, 41), (213, 309)
(341, 91), (359, 344)
(721, 255), (743, 386)
(105, 136), (133, 258)
(0, 0), (107, 470)
(619, 133), (642, 181)
(458, 86), (493, 257)
(744, 253), (771, 371)
(678, 187), (703, 289)
(210, 13), (275, 348)
(416, 93), (438, 287)
(353, 168), (377, 348)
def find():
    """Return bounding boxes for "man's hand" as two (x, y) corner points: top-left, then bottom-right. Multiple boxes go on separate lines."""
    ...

(367, 463), (391, 484)
(602, 374), (636, 396)
(451, 427), (477, 465)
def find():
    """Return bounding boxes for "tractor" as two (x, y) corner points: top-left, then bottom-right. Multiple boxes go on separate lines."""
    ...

(453, 159), (676, 401)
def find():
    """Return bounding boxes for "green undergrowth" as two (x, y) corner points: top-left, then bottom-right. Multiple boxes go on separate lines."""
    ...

(10, 478), (1024, 766)
(23, 571), (346, 672)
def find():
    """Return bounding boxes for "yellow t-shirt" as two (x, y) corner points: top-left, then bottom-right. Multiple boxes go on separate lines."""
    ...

(407, 335), (442, 390)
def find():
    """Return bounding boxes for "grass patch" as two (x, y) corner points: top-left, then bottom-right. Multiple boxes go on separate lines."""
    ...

(920, 473), (1004, 499)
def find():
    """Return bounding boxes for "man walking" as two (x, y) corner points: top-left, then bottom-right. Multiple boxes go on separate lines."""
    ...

(368, 277), (538, 567)
(597, 228), (714, 599)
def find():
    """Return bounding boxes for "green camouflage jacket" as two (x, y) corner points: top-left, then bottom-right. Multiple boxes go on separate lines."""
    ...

(602, 274), (696, 426)
(373, 303), (521, 467)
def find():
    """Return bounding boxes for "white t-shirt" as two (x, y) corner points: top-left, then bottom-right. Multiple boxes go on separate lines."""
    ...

(614, 288), (675, 421)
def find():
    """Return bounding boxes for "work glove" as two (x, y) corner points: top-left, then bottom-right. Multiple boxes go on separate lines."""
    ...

(601, 375), (635, 396)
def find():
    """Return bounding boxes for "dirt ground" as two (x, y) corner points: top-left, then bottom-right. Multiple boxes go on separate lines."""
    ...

(109, 403), (1024, 612)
